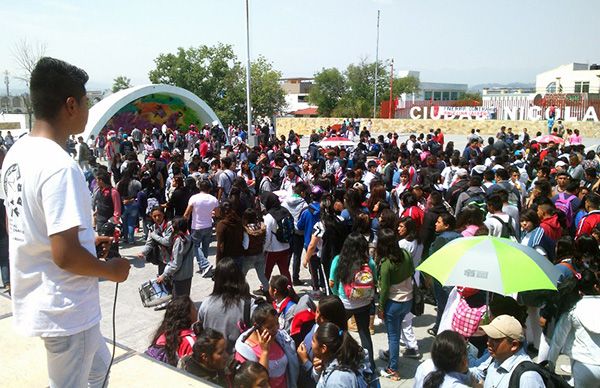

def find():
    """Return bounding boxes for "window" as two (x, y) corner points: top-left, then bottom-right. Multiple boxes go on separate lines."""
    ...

(424, 91), (432, 100)
(546, 82), (556, 93)
(297, 95), (308, 103)
(574, 81), (590, 93)
(441, 91), (450, 100)
(433, 91), (442, 101)
(450, 91), (458, 100)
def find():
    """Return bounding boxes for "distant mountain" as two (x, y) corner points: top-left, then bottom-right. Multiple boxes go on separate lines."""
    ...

(469, 82), (535, 92)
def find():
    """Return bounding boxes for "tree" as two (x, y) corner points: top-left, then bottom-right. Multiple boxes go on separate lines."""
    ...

(12, 38), (46, 130)
(337, 59), (389, 117)
(458, 91), (482, 103)
(149, 44), (285, 124)
(309, 68), (346, 117)
(392, 76), (420, 99)
(112, 76), (132, 93)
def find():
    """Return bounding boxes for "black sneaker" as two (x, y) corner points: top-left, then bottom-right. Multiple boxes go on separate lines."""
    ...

(403, 348), (422, 359)
(200, 265), (214, 278)
(293, 279), (304, 286)
(253, 288), (267, 297)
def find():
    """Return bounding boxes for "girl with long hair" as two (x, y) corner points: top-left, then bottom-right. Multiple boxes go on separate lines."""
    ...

(415, 330), (471, 388)
(228, 361), (270, 388)
(329, 232), (377, 372)
(376, 228), (415, 380)
(157, 217), (195, 297)
(215, 200), (244, 264)
(178, 328), (228, 385)
(311, 322), (371, 387)
(198, 257), (252, 353)
(456, 205), (488, 237)
(147, 296), (197, 366)
(235, 303), (299, 388)
(269, 275), (299, 331)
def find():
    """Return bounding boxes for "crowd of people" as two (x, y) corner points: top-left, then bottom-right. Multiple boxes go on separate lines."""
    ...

(2, 56), (600, 388)
(62, 116), (600, 387)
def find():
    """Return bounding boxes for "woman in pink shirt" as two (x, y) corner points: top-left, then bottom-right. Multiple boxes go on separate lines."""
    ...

(569, 128), (582, 145)
(456, 205), (489, 237)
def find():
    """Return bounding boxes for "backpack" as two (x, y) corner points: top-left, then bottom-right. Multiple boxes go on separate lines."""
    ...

(343, 263), (375, 301)
(271, 209), (295, 243)
(321, 217), (349, 266)
(464, 191), (488, 216)
(491, 215), (518, 241)
(554, 193), (576, 228)
(508, 361), (570, 388)
(146, 196), (160, 216)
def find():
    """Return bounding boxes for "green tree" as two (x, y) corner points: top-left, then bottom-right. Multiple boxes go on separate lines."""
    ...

(458, 91), (482, 103)
(112, 76), (132, 93)
(337, 59), (389, 117)
(148, 44), (285, 124)
(392, 76), (420, 98)
(309, 67), (346, 117)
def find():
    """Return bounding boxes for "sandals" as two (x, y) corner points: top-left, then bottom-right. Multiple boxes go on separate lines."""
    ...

(381, 368), (401, 381)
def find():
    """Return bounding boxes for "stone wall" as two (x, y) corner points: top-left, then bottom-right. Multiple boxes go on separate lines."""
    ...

(275, 117), (600, 137)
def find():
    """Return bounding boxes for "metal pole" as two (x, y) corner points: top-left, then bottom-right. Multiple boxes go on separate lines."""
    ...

(389, 59), (394, 118)
(373, 10), (380, 118)
(245, 0), (253, 138)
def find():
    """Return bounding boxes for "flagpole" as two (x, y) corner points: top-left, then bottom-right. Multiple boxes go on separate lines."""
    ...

(373, 10), (380, 119)
(245, 0), (253, 137)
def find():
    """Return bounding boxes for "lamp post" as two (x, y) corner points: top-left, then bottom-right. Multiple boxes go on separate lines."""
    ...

(388, 59), (394, 118)
(373, 10), (380, 118)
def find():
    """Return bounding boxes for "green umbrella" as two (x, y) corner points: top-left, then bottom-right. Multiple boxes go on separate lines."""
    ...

(417, 236), (560, 295)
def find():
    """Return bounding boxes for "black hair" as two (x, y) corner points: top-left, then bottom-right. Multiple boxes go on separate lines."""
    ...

(96, 171), (112, 186)
(456, 205), (486, 229)
(191, 328), (225, 365)
(586, 193), (600, 209)
(438, 213), (456, 230)
(579, 269), (599, 295)
(315, 322), (363, 371)
(269, 275), (299, 303)
(30, 57), (89, 121)
(229, 360), (269, 388)
(316, 296), (348, 330)
(378, 208), (399, 231)
(489, 295), (528, 326)
(151, 296), (195, 366)
(486, 194), (503, 212)
(335, 232), (369, 285)
(198, 180), (211, 193)
(398, 217), (420, 243)
(251, 302), (278, 327)
(376, 228), (408, 265)
(520, 208), (540, 227)
(428, 191), (443, 206)
(555, 236), (574, 262)
(423, 330), (467, 388)
(171, 216), (189, 236)
(210, 257), (251, 308)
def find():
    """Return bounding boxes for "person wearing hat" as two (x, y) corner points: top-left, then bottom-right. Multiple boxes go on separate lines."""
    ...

(480, 315), (545, 388)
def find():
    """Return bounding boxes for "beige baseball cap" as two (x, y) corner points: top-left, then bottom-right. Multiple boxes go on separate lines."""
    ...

(480, 315), (524, 341)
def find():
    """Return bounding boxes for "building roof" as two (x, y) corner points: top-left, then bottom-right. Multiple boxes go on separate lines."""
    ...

(291, 107), (318, 116)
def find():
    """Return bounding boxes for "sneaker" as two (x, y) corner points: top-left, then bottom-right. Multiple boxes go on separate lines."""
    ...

(403, 348), (422, 359)
(200, 265), (214, 278)
(379, 349), (389, 361)
(253, 288), (267, 297)
(309, 290), (323, 300)
(293, 279), (304, 286)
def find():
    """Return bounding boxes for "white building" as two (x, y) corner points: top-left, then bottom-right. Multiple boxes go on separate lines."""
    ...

(279, 77), (316, 114)
(536, 63), (600, 94)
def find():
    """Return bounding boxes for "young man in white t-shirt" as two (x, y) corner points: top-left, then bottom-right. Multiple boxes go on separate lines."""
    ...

(184, 180), (218, 277)
(0, 57), (130, 388)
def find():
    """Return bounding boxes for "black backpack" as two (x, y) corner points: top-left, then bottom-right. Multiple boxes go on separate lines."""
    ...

(271, 208), (295, 244)
(464, 191), (488, 216)
(508, 361), (570, 388)
(491, 215), (518, 241)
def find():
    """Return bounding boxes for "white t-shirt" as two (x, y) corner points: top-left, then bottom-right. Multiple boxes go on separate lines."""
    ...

(0, 135), (100, 337)
(188, 192), (218, 230)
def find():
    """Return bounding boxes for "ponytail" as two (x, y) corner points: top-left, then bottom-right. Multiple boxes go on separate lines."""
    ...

(269, 275), (299, 303)
(315, 322), (363, 371)
(423, 370), (446, 388)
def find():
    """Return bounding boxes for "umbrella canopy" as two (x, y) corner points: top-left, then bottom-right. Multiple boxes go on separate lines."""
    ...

(534, 134), (564, 144)
(417, 236), (560, 295)
(318, 136), (356, 148)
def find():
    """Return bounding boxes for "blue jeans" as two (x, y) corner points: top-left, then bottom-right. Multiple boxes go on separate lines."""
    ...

(384, 299), (413, 371)
(241, 253), (269, 290)
(433, 280), (451, 333)
(191, 227), (212, 270)
(122, 202), (139, 243)
(43, 323), (111, 388)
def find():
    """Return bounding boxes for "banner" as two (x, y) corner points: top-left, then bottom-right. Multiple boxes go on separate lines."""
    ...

(410, 106), (496, 120)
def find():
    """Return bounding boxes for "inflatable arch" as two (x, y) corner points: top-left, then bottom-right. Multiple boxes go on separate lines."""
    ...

(81, 84), (222, 141)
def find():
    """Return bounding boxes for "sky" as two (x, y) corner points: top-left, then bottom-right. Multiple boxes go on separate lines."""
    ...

(1, 0), (599, 93)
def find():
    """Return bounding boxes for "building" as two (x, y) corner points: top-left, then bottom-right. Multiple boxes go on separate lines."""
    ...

(396, 70), (468, 103)
(536, 63), (600, 94)
(279, 77), (317, 114)
(481, 62), (600, 121)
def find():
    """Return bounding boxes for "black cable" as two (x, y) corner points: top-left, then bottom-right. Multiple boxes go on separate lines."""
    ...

(102, 282), (118, 388)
